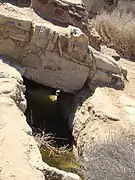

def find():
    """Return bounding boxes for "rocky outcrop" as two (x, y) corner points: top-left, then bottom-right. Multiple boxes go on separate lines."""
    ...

(101, 45), (120, 61)
(82, 0), (105, 17)
(0, 3), (124, 93)
(0, 59), (26, 113)
(0, 3), (89, 93)
(0, 58), (82, 180)
(0, 59), (44, 180)
(72, 58), (135, 180)
(0, 2), (133, 180)
(31, 0), (102, 51)
(82, 0), (119, 16)
(89, 46), (123, 88)
(31, 0), (88, 27)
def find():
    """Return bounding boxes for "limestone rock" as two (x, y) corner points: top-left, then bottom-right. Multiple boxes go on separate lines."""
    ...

(89, 46), (123, 88)
(101, 45), (120, 61)
(0, 58), (26, 112)
(23, 52), (89, 92)
(72, 58), (135, 180)
(0, 59), (44, 180)
(0, 3), (124, 93)
(0, 58), (82, 180)
(31, 0), (102, 51)
(91, 46), (120, 74)
(82, 0), (105, 18)
(31, 0), (88, 27)
(0, 3), (90, 93)
(85, 25), (102, 51)
(0, 39), (16, 57)
(43, 163), (81, 180)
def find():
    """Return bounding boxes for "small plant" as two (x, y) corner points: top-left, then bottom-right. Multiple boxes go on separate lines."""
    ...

(92, 9), (135, 60)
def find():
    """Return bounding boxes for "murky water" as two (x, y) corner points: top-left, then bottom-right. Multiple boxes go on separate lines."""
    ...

(40, 146), (82, 176)
(23, 77), (74, 147)
(23, 78), (85, 179)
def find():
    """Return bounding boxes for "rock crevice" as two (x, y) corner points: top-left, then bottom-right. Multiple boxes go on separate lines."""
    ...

(0, 58), (82, 180)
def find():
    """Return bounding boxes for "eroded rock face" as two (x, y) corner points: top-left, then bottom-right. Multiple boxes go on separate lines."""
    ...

(0, 58), (82, 180)
(0, 59), (26, 113)
(31, 0), (88, 26)
(0, 59), (44, 180)
(82, 0), (118, 16)
(0, 3), (90, 93)
(82, 0), (105, 17)
(0, 3), (125, 93)
(72, 59), (135, 180)
(31, 0), (102, 51)
(0, 2), (132, 180)
(89, 46), (123, 88)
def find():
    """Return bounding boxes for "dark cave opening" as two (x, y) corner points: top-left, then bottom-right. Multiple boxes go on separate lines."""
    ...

(23, 77), (75, 148)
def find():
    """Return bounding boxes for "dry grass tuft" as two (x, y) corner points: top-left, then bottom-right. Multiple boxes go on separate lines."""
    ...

(92, 9), (135, 59)
(33, 130), (81, 176)
(34, 131), (70, 155)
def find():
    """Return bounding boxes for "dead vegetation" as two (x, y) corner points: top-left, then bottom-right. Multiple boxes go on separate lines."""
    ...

(33, 130), (82, 177)
(34, 130), (70, 155)
(92, 9), (135, 60)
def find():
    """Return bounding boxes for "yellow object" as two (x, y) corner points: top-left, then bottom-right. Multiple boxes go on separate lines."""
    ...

(49, 95), (58, 102)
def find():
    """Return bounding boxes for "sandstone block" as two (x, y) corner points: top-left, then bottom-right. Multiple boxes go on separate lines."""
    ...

(23, 51), (89, 93)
